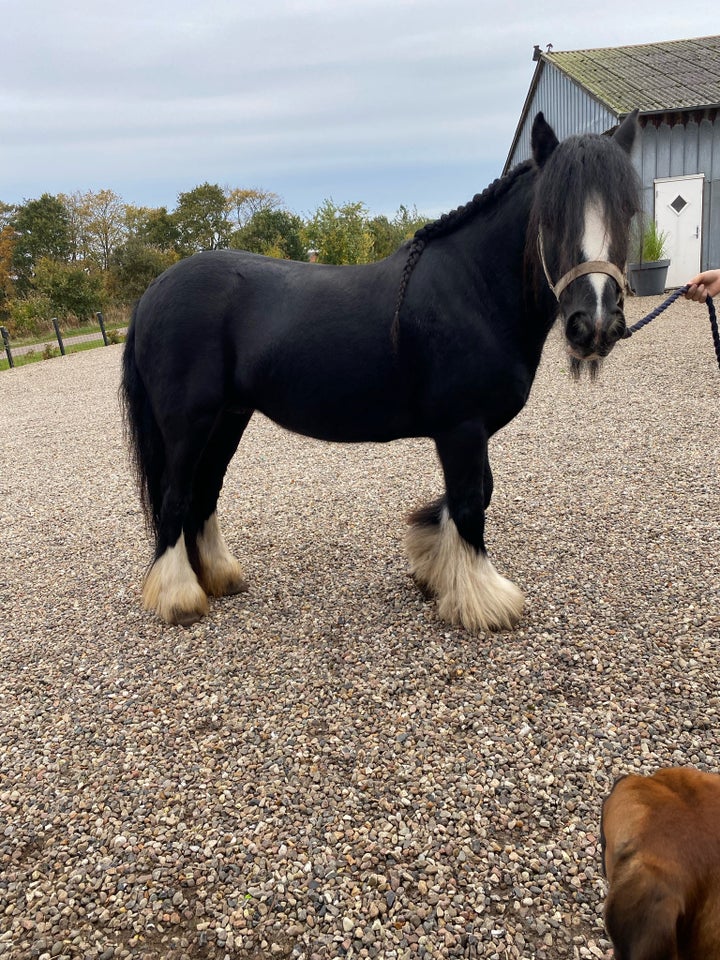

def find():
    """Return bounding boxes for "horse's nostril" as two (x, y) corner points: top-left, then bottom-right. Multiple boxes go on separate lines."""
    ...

(565, 312), (593, 347)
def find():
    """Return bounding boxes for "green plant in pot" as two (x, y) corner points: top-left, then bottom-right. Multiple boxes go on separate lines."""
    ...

(628, 219), (670, 296)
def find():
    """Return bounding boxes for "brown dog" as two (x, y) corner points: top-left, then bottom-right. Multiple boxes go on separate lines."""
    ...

(600, 768), (720, 959)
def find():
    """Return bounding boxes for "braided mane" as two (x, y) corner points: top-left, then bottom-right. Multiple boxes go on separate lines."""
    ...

(391, 160), (535, 342)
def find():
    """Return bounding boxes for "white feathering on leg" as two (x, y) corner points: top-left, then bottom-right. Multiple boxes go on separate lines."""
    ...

(196, 512), (248, 597)
(406, 506), (524, 631)
(142, 533), (208, 625)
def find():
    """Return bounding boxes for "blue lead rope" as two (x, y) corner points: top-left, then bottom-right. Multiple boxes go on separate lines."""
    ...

(623, 285), (720, 373)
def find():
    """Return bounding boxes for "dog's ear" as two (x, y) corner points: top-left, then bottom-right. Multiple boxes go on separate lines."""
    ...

(600, 774), (631, 879)
(605, 878), (681, 960)
(599, 804), (609, 876)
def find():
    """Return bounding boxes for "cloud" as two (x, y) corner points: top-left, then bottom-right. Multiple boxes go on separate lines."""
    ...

(1, 0), (714, 214)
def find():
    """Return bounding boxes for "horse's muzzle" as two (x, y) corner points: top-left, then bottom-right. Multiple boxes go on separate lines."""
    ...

(565, 309), (626, 360)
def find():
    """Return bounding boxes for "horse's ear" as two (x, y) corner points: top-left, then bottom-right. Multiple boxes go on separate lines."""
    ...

(612, 109), (639, 154)
(531, 112), (559, 167)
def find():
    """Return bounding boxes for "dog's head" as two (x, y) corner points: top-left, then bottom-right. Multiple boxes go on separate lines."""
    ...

(601, 768), (720, 960)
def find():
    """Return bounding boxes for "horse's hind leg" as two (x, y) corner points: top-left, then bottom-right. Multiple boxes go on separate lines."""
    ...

(142, 426), (215, 627)
(186, 409), (253, 598)
(406, 423), (523, 632)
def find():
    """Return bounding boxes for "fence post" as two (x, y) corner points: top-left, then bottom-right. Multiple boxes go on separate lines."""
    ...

(1, 326), (14, 368)
(96, 311), (109, 346)
(52, 318), (66, 356)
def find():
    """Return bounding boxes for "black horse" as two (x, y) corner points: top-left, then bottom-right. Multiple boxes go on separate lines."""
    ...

(121, 111), (640, 631)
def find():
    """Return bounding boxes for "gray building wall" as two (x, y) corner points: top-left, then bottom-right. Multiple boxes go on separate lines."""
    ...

(506, 64), (617, 170)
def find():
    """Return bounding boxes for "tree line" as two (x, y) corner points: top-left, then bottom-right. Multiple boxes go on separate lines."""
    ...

(0, 185), (428, 338)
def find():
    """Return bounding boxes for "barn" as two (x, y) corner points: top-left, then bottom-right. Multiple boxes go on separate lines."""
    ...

(505, 35), (720, 287)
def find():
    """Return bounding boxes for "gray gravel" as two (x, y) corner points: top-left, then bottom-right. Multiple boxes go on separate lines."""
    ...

(1, 294), (718, 960)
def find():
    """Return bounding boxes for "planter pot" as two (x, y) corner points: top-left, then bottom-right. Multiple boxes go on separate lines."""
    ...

(628, 259), (670, 296)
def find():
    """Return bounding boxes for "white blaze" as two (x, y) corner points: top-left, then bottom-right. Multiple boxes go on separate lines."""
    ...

(582, 198), (612, 319)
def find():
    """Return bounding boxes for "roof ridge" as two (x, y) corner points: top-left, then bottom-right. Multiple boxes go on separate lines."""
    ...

(546, 34), (720, 58)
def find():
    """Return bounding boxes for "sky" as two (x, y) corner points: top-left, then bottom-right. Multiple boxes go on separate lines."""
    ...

(2, 1), (715, 221)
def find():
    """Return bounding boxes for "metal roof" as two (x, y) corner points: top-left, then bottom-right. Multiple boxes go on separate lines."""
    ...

(543, 35), (720, 114)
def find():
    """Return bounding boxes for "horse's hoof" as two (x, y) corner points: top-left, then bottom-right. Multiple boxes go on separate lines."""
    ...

(143, 584), (209, 625)
(200, 571), (249, 597)
(143, 539), (210, 625)
(196, 542), (249, 596)
(225, 577), (249, 596)
(155, 590), (209, 625)
(410, 573), (435, 601)
(171, 607), (206, 627)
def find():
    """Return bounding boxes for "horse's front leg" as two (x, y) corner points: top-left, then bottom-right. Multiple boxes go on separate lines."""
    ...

(406, 424), (524, 632)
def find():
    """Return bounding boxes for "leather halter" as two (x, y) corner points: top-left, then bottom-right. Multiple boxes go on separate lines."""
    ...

(538, 232), (626, 301)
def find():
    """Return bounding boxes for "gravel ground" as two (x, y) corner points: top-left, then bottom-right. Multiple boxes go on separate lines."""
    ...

(1, 295), (718, 960)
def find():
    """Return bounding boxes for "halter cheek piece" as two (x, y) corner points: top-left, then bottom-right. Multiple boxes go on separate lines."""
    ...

(537, 232), (626, 301)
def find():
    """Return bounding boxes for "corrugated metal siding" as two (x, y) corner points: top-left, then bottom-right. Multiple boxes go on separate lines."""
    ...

(640, 116), (720, 269)
(711, 122), (720, 270)
(507, 64), (617, 169)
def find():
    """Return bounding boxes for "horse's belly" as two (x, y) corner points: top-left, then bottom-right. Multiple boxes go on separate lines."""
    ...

(237, 339), (414, 443)
(255, 394), (409, 444)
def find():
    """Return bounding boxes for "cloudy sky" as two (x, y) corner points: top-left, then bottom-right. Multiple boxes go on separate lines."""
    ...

(2, 1), (714, 219)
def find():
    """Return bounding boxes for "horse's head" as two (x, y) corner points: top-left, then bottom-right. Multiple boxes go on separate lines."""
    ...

(530, 111), (641, 378)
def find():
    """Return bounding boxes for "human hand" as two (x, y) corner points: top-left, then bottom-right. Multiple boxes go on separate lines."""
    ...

(685, 269), (720, 302)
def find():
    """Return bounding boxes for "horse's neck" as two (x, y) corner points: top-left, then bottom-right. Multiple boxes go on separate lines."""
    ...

(451, 174), (554, 314)
(438, 178), (558, 371)
(451, 173), (532, 277)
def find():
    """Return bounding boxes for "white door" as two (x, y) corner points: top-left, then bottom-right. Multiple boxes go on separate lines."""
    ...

(654, 175), (704, 288)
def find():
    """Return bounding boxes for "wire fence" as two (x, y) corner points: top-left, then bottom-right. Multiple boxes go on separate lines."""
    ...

(1, 313), (125, 368)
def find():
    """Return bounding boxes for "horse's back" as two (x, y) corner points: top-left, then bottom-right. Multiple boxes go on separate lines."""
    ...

(130, 249), (415, 441)
(133, 249), (297, 336)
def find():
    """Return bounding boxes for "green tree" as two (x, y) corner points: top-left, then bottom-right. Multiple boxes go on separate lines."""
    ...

(367, 215), (399, 260)
(0, 225), (17, 317)
(225, 187), (281, 228)
(109, 238), (177, 301)
(393, 204), (427, 238)
(0, 201), (16, 231)
(368, 205), (428, 260)
(33, 257), (104, 321)
(60, 191), (91, 263)
(81, 189), (128, 270)
(230, 208), (306, 260)
(304, 199), (374, 265)
(11, 194), (72, 293)
(173, 183), (230, 254)
(5, 294), (53, 338)
(126, 205), (180, 251)
(61, 189), (128, 269)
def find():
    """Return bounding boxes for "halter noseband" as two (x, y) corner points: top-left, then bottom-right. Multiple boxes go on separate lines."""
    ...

(538, 232), (626, 301)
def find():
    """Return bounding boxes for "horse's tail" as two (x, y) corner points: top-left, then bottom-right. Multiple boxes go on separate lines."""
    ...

(120, 311), (164, 546)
